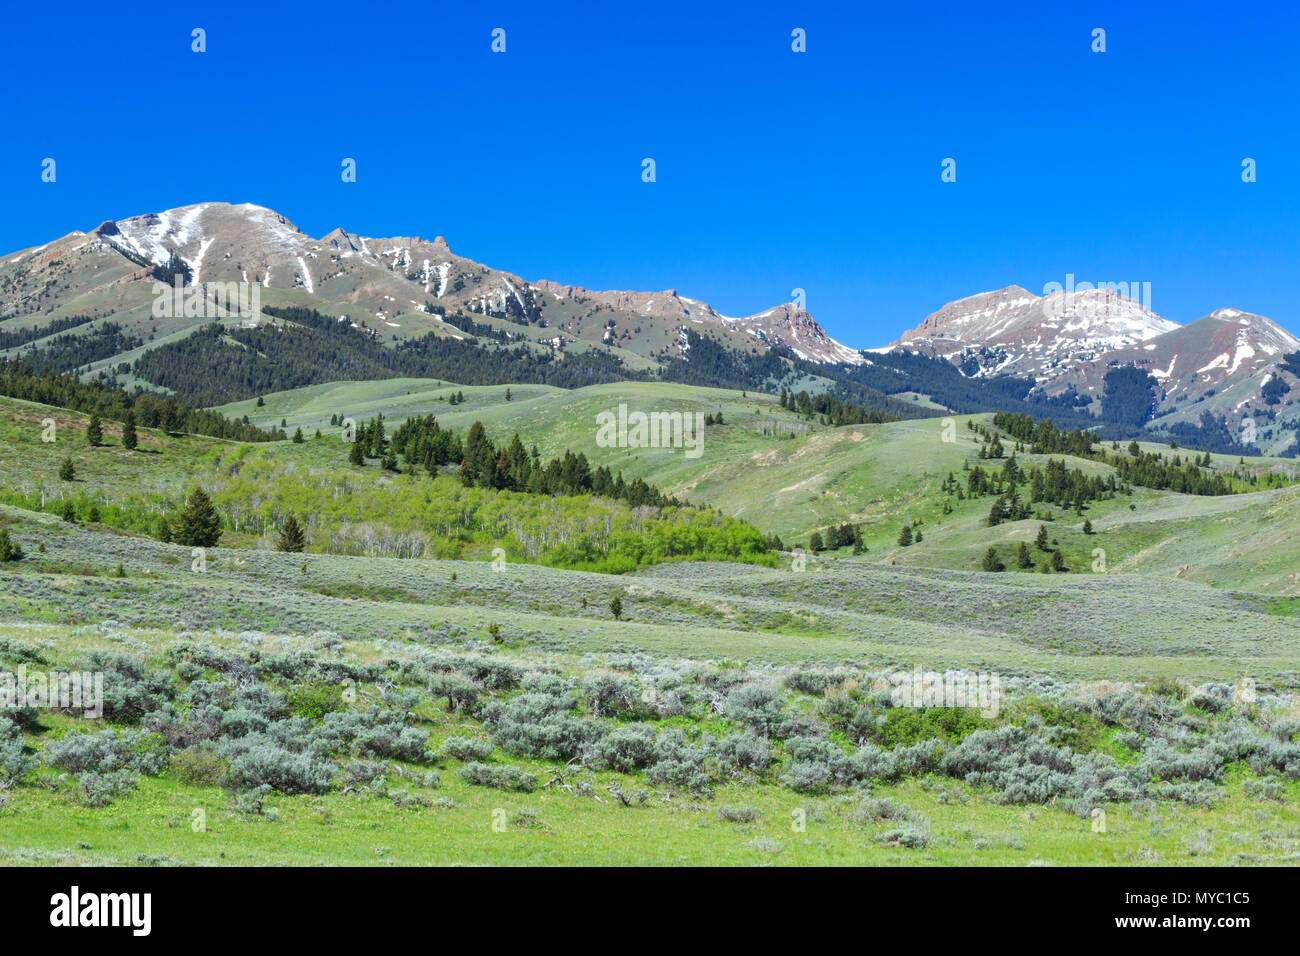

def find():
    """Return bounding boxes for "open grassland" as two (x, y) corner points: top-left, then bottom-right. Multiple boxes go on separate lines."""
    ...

(0, 522), (1298, 866)
(3, 385), (1300, 866)
(212, 381), (1300, 594)
(1, 507), (1297, 682)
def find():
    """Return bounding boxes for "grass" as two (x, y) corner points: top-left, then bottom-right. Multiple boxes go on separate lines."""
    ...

(2, 384), (1300, 866)
(5, 767), (1298, 866)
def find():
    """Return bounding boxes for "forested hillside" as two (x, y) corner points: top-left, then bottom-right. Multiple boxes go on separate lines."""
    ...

(127, 306), (641, 406)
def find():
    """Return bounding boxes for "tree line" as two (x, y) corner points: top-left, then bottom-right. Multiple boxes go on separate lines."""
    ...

(990, 412), (1239, 495)
(357, 413), (684, 509)
(0, 359), (284, 443)
(130, 306), (640, 406)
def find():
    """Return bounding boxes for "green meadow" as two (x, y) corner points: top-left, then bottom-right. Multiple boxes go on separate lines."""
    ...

(0, 380), (1298, 866)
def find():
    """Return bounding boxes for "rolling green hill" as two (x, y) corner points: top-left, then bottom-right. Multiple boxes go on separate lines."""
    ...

(2, 383), (1300, 868)
(213, 379), (1300, 594)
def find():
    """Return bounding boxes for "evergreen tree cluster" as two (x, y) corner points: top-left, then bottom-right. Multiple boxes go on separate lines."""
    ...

(16, 323), (142, 374)
(423, 304), (511, 342)
(381, 415), (682, 509)
(0, 314), (95, 350)
(1099, 366), (1158, 426)
(990, 412), (1251, 496)
(777, 386), (896, 426)
(0, 359), (284, 443)
(130, 307), (640, 407)
(990, 412), (1097, 457)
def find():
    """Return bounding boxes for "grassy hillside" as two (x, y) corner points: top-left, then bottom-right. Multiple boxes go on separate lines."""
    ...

(0, 505), (1298, 865)
(4, 379), (1300, 868)
(215, 380), (1300, 594)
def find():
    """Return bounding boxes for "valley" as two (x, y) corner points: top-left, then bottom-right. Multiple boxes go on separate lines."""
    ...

(1, 205), (1298, 869)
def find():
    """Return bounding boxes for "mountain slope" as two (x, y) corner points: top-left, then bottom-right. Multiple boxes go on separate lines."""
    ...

(888, 284), (1178, 380)
(0, 202), (860, 371)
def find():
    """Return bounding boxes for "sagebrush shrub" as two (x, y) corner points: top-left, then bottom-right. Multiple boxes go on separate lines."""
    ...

(724, 684), (785, 737)
(168, 747), (227, 786)
(224, 743), (335, 795)
(596, 724), (657, 773)
(76, 769), (139, 807)
(458, 761), (537, 792)
(441, 736), (494, 762)
(0, 717), (34, 785)
(716, 804), (761, 823)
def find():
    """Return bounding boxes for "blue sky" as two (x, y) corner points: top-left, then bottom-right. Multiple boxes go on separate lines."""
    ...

(2, 1), (1298, 345)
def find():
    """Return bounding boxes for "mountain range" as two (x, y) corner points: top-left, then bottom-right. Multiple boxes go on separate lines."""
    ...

(2, 201), (1298, 454)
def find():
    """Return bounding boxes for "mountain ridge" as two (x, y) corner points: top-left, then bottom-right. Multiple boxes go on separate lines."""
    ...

(2, 201), (1299, 453)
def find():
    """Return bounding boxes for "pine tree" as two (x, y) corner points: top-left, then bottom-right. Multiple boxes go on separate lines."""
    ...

(809, 531), (824, 552)
(609, 594), (623, 620)
(61, 500), (76, 522)
(122, 411), (138, 450)
(155, 515), (173, 543)
(1082, 518), (1093, 535)
(276, 514), (306, 552)
(86, 412), (102, 447)
(898, 524), (913, 547)
(0, 529), (24, 562)
(1035, 524), (1049, 550)
(292, 427), (304, 444)
(981, 546), (1005, 572)
(59, 455), (75, 481)
(987, 496), (1007, 526)
(349, 440), (365, 466)
(505, 387), (512, 401)
(1016, 542), (1033, 568)
(1050, 549), (1067, 572)
(173, 487), (222, 547)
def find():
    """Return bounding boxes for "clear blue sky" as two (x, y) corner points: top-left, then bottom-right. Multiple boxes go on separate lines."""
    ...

(2, 1), (1298, 345)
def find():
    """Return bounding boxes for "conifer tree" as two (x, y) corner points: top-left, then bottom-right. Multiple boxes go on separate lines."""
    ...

(276, 514), (306, 552)
(86, 412), (102, 447)
(0, 528), (24, 562)
(59, 455), (75, 481)
(173, 487), (222, 547)
(1035, 524), (1049, 550)
(122, 410), (138, 450)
